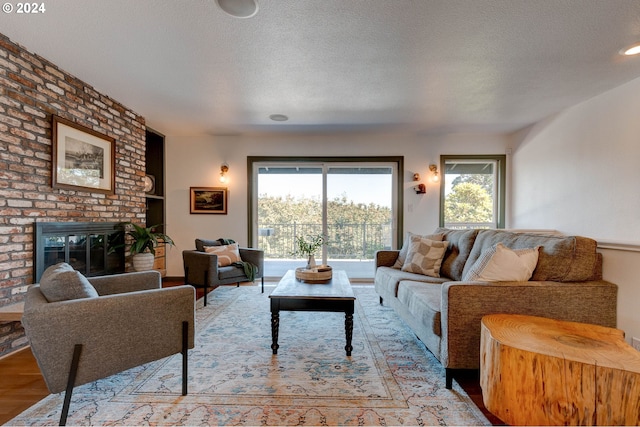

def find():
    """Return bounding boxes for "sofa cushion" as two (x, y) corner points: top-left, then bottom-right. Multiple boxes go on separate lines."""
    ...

(39, 262), (99, 302)
(435, 228), (480, 281)
(397, 281), (442, 336)
(218, 265), (248, 280)
(393, 232), (444, 269)
(204, 243), (241, 266)
(463, 243), (540, 282)
(195, 238), (221, 252)
(462, 229), (599, 282)
(375, 266), (447, 298)
(401, 236), (448, 277)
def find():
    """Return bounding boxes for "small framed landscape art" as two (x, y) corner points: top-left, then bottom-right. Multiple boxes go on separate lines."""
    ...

(52, 115), (115, 194)
(190, 187), (228, 214)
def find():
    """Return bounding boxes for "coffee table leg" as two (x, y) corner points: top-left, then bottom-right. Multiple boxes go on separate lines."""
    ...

(345, 311), (353, 356)
(271, 311), (279, 355)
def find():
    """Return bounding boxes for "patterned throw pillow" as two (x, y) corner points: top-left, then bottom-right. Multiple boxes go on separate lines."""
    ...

(393, 232), (444, 269)
(204, 243), (241, 267)
(39, 262), (99, 302)
(463, 243), (540, 282)
(400, 236), (449, 277)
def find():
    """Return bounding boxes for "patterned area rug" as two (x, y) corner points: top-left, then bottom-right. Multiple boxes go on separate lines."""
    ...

(8, 285), (489, 426)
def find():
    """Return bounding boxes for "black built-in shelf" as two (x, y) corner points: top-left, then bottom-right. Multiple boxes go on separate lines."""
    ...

(145, 128), (166, 274)
(145, 128), (165, 230)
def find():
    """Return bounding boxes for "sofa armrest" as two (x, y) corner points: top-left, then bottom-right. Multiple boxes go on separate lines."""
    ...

(22, 285), (195, 393)
(239, 248), (264, 278)
(183, 250), (219, 286)
(440, 279), (618, 370)
(375, 250), (399, 268)
(89, 270), (162, 295)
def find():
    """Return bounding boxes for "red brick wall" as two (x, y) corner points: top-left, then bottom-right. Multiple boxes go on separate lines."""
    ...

(0, 33), (147, 357)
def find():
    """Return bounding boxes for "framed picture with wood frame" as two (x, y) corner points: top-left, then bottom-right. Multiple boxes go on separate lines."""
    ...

(52, 115), (116, 194)
(190, 187), (228, 214)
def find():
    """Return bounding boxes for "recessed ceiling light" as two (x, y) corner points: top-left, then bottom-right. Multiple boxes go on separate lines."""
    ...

(620, 43), (640, 56)
(269, 114), (289, 122)
(215, 0), (258, 18)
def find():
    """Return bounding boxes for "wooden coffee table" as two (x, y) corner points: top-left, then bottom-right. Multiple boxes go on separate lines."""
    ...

(269, 269), (356, 356)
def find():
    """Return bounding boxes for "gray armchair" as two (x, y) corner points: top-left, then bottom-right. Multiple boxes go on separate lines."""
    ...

(22, 268), (195, 426)
(183, 238), (265, 306)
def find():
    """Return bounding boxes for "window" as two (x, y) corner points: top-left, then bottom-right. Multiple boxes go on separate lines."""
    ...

(439, 155), (506, 229)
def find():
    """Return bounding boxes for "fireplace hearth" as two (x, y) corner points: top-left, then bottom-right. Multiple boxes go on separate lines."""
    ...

(34, 222), (125, 282)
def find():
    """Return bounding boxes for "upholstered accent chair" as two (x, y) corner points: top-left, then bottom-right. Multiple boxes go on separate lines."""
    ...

(22, 266), (195, 425)
(182, 238), (265, 306)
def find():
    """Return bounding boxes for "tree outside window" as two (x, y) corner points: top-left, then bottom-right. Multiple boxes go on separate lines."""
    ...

(440, 155), (506, 229)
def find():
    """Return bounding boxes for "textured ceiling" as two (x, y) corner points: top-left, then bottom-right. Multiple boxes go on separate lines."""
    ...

(3, 0), (640, 136)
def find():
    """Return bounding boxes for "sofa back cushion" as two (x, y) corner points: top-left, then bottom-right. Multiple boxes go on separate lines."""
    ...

(195, 238), (221, 252)
(462, 229), (600, 282)
(435, 228), (480, 281)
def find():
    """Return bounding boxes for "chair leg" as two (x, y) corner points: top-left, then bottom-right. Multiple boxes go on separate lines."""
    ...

(203, 270), (209, 306)
(261, 276), (264, 293)
(445, 368), (453, 389)
(182, 321), (188, 396)
(60, 344), (82, 426)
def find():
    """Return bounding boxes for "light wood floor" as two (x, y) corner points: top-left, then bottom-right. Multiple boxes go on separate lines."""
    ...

(0, 346), (49, 424)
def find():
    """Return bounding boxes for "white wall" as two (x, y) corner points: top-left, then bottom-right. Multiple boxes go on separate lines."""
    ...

(510, 76), (640, 344)
(164, 132), (509, 277)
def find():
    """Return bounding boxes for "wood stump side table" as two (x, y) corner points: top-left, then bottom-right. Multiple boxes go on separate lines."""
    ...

(480, 314), (640, 426)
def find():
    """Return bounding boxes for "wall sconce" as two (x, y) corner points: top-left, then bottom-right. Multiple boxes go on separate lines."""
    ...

(413, 172), (426, 194)
(219, 163), (229, 183)
(429, 164), (439, 182)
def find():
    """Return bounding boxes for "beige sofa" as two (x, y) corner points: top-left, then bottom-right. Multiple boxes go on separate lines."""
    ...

(374, 228), (618, 388)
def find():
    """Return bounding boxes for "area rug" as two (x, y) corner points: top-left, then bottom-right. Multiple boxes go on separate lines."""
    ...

(7, 285), (490, 426)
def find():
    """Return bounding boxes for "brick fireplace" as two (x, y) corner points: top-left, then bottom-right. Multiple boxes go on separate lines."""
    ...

(33, 222), (126, 282)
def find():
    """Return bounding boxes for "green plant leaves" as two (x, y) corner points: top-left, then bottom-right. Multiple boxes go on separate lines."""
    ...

(123, 222), (174, 255)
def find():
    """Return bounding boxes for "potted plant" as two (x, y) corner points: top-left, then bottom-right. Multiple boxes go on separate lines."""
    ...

(293, 234), (326, 269)
(123, 222), (174, 271)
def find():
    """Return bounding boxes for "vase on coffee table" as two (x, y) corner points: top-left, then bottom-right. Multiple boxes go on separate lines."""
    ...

(306, 255), (317, 270)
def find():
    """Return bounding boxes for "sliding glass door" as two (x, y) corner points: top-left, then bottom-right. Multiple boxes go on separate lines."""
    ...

(249, 157), (401, 279)
(324, 165), (394, 278)
(255, 164), (324, 276)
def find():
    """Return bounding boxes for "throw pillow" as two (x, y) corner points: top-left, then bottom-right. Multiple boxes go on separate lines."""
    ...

(463, 243), (540, 282)
(204, 243), (241, 267)
(39, 262), (99, 302)
(393, 232), (444, 269)
(400, 236), (449, 277)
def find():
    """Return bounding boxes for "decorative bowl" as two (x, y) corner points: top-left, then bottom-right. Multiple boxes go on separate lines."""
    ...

(295, 265), (332, 283)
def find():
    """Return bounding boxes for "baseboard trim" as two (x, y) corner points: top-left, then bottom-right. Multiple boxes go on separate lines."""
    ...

(163, 276), (185, 282)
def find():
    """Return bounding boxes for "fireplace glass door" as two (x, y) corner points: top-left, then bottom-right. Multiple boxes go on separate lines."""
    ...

(35, 222), (125, 282)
